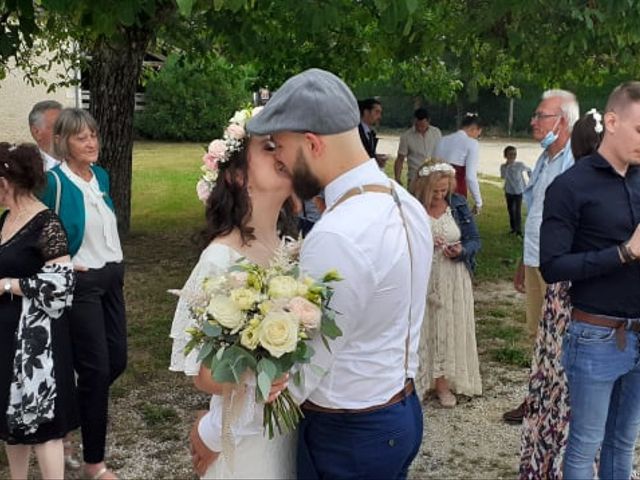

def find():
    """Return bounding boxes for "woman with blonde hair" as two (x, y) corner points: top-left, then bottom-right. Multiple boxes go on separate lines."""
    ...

(412, 158), (482, 407)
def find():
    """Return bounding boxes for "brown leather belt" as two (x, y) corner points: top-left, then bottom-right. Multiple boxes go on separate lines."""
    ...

(573, 308), (640, 351)
(301, 380), (415, 415)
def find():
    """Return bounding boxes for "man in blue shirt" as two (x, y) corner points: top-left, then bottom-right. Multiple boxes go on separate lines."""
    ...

(503, 90), (579, 424)
(540, 81), (640, 480)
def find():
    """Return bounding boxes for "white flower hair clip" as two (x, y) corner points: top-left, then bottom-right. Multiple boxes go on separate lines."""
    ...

(418, 163), (456, 178)
(196, 106), (264, 203)
(587, 108), (603, 134)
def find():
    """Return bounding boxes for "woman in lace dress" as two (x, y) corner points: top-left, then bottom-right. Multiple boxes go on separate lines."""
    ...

(0, 143), (76, 479)
(412, 159), (482, 407)
(170, 108), (297, 479)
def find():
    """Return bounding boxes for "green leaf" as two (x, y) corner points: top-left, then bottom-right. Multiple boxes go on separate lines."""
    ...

(176, 0), (196, 16)
(321, 314), (342, 339)
(292, 369), (303, 387)
(405, 0), (418, 14)
(203, 322), (222, 338)
(257, 371), (271, 402)
(213, 360), (236, 383)
(257, 357), (278, 380)
(196, 342), (213, 362)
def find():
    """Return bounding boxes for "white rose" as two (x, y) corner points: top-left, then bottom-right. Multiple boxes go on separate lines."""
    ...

(240, 324), (260, 350)
(229, 109), (250, 128)
(258, 311), (299, 358)
(268, 275), (300, 299)
(207, 295), (244, 331)
(230, 288), (258, 310)
(287, 296), (322, 330)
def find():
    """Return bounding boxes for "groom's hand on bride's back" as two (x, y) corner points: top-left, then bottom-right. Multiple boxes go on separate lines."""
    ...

(190, 410), (220, 476)
(266, 373), (289, 403)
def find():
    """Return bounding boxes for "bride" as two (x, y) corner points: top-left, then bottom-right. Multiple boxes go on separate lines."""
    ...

(169, 108), (297, 479)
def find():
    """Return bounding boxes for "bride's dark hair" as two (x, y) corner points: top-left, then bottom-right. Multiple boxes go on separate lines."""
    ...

(203, 145), (253, 245)
(202, 142), (297, 247)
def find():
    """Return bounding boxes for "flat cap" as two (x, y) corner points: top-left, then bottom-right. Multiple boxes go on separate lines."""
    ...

(247, 68), (360, 135)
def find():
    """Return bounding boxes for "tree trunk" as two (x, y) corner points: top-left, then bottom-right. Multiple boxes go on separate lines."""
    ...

(88, 29), (152, 235)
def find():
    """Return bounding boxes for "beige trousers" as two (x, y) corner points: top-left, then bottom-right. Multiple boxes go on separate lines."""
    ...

(524, 266), (547, 341)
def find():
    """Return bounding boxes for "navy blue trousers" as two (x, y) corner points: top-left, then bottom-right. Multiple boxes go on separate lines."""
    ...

(297, 391), (423, 479)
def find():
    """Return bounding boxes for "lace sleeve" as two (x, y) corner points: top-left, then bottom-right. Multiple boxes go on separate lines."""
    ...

(37, 211), (70, 261)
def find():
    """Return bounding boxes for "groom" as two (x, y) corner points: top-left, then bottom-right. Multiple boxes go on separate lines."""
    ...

(247, 68), (433, 479)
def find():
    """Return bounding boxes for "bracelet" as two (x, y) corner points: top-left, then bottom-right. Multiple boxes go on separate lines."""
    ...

(618, 245), (628, 263)
(620, 243), (636, 264)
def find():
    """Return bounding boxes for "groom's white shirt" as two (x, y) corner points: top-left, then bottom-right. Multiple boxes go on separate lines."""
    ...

(289, 159), (433, 409)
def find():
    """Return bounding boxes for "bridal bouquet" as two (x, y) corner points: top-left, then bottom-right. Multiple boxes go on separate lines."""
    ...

(184, 243), (342, 438)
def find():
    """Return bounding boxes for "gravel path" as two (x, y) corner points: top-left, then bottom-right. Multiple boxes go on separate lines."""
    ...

(0, 281), (530, 479)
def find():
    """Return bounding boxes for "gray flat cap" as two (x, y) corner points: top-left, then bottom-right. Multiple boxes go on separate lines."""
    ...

(247, 68), (360, 135)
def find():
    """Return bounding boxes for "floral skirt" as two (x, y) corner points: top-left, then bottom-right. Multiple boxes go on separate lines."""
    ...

(518, 282), (571, 479)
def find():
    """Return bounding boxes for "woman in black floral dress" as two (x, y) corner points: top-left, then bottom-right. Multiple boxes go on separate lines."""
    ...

(0, 143), (77, 479)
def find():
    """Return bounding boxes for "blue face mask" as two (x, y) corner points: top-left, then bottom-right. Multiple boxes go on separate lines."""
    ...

(540, 118), (561, 149)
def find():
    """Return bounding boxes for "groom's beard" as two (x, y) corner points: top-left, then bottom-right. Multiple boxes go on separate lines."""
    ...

(292, 148), (323, 200)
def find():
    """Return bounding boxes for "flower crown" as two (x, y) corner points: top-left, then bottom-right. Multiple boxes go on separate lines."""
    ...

(586, 108), (603, 134)
(418, 162), (455, 178)
(196, 106), (264, 203)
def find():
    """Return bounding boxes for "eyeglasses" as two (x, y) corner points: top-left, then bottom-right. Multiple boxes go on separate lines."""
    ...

(531, 112), (561, 121)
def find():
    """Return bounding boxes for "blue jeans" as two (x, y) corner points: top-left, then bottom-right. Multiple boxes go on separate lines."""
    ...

(562, 320), (640, 480)
(297, 391), (423, 479)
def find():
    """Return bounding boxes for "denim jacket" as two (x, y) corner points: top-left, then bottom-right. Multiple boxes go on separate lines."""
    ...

(448, 193), (481, 274)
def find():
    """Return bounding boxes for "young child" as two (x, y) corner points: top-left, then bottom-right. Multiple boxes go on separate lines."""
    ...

(499, 146), (531, 236)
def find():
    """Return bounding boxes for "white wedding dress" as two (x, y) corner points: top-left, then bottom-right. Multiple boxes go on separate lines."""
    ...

(170, 243), (296, 479)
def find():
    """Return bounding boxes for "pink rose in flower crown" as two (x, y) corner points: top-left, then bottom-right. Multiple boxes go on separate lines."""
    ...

(208, 139), (227, 160)
(196, 179), (212, 203)
(225, 123), (245, 140)
(287, 296), (322, 330)
(202, 152), (218, 172)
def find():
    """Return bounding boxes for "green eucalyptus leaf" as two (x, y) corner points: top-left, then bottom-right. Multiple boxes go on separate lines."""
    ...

(257, 371), (271, 402)
(196, 342), (213, 362)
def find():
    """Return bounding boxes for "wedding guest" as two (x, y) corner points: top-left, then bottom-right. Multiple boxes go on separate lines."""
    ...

(358, 98), (387, 168)
(250, 68), (432, 479)
(0, 143), (76, 480)
(540, 82), (640, 480)
(434, 113), (483, 214)
(411, 159), (482, 407)
(500, 146), (531, 236)
(28, 100), (62, 171)
(40, 109), (126, 480)
(395, 107), (442, 186)
(519, 109), (604, 479)
(503, 89), (578, 424)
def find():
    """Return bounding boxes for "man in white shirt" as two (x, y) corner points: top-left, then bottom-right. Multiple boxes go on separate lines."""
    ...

(434, 113), (483, 213)
(395, 108), (442, 186)
(247, 68), (433, 479)
(28, 100), (62, 171)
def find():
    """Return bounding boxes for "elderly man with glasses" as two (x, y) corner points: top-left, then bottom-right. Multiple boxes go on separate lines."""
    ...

(502, 89), (579, 424)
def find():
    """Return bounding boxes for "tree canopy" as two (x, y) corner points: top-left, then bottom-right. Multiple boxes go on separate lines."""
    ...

(2, 0), (640, 231)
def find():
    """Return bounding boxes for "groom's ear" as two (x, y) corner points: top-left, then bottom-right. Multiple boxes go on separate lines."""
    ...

(303, 132), (325, 158)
